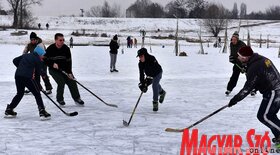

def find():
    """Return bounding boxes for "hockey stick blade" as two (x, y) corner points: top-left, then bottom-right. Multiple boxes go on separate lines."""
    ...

(68, 111), (78, 116)
(123, 120), (129, 127)
(165, 128), (184, 132)
(105, 103), (118, 108)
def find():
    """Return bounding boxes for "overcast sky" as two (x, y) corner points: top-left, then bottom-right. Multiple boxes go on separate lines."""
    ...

(1, 0), (279, 16)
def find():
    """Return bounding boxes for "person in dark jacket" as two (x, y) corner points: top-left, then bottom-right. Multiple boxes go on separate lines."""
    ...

(23, 32), (53, 94)
(137, 48), (166, 111)
(109, 35), (119, 72)
(228, 46), (280, 144)
(225, 31), (247, 95)
(5, 46), (51, 120)
(44, 33), (84, 106)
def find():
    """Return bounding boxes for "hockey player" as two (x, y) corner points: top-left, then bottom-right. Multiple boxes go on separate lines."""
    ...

(137, 48), (166, 111)
(5, 46), (51, 120)
(44, 33), (84, 106)
(23, 32), (53, 94)
(225, 31), (247, 95)
(228, 46), (280, 144)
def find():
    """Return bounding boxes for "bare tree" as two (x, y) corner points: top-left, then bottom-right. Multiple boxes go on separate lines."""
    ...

(240, 3), (247, 19)
(127, 0), (164, 18)
(231, 2), (238, 19)
(265, 6), (280, 20)
(86, 1), (120, 17)
(86, 6), (102, 17)
(165, 0), (188, 18)
(201, 3), (230, 37)
(188, 0), (206, 18)
(7, 0), (41, 28)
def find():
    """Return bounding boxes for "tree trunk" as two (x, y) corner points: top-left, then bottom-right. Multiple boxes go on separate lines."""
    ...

(12, 9), (18, 28)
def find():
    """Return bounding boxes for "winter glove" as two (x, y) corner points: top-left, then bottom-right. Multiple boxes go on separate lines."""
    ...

(145, 77), (153, 86)
(138, 82), (147, 93)
(240, 67), (246, 74)
(229, 56), (236, 64)
(228, 98), (238, 107)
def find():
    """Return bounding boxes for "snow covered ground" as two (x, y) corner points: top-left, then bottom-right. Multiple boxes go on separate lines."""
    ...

(1, 15), (280, 154)
(1, 43), (280, 154)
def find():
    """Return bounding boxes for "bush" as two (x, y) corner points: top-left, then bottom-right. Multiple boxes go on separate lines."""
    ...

(100, 33), (108, 37)
(179, 51), (188, 56)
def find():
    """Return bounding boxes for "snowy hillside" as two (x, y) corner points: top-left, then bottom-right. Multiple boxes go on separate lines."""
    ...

(1, 15), (280, 47)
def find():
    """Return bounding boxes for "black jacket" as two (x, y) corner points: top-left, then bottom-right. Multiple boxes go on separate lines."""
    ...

(138, 53), (162, 83)
(231, 53), (280, 102)
(13, 52), (45, 83)
(44, 44), (72, 74)
(229, 40), (246, 66)
(109, 39), (119, 54)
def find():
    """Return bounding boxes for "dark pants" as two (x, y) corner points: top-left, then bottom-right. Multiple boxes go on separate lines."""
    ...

(49, 69), (80, 102)
(10, 76), (44, 110)
(227, 65), (241, 91)
(42, 64), (52, 90)
(152, 71), (163, 102)
(257, 90), (280, 138)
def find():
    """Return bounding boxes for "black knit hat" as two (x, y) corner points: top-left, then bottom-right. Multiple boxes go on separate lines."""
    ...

(113, 35), (118, 40)
(30, 32), (37, 40)
(136, 48), (148, 57)
(232, 31), (239, 40)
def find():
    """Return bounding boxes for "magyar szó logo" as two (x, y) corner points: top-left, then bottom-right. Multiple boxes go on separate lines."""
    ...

(180, 129), (280, 155)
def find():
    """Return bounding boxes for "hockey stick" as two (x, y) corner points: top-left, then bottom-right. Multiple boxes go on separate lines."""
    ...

(60, 70), (118, 108)
(165, 105), (228, 132)
(41, 90), (78, 117)
(123, 91), (144, 127)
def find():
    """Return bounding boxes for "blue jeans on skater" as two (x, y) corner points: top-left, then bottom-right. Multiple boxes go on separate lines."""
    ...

(152, 71), (163, 102)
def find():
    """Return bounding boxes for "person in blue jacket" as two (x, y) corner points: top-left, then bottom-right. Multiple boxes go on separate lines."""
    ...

(5, 46), (51, 120)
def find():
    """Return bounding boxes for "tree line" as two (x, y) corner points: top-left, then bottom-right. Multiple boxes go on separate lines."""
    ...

(87, 0), (280, 20)
(1, 0), (280, 29)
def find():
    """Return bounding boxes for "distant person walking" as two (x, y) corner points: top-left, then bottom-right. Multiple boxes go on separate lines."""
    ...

(109, 35), (119, 72)
(127, 36), (131, 48)
(46, 23), (49, 30)
(38, 23), (41, 29)
(134, 38), (137, 48)
(69, 37), (73, 48)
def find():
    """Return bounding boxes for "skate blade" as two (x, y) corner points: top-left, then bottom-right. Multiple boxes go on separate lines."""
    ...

(40, 116), (51, 121)
(4, 115), (16, 118)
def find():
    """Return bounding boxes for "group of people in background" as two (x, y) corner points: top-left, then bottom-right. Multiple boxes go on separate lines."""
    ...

(126, 36), (137, 48)
(37, 23), (50, 30)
